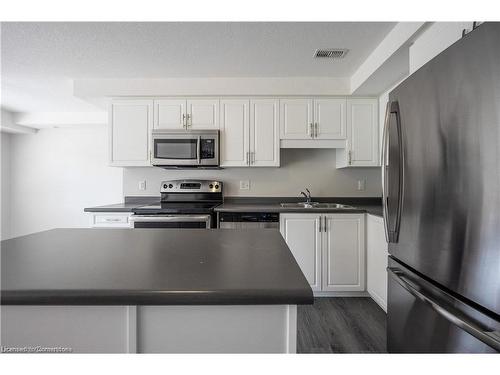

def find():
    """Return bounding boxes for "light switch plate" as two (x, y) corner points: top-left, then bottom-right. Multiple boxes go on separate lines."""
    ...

(357, 179), (366, 191)
(139, 180), (147, 191)
(239, 180), (250, 190)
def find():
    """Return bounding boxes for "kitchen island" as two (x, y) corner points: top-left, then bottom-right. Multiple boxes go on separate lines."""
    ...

(1, 228), (312, 353)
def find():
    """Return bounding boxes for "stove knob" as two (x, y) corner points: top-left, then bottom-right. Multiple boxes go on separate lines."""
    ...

(214, 184), (219, 190)
(168, 184), (173, 189)
(163, 184), (168, 189)
(209, 184), (214, 189)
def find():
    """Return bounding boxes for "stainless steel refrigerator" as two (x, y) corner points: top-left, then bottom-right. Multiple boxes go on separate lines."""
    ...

(383, 22), (500, 353)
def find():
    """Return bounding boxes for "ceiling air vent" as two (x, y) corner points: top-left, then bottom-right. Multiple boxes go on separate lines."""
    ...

(314, 48), (349, 59)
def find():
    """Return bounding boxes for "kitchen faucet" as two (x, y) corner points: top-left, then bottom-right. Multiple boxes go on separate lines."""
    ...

(300, 188), (312, 204)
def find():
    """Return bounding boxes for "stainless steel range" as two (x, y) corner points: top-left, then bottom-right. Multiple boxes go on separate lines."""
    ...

(130, 179), (223, 229)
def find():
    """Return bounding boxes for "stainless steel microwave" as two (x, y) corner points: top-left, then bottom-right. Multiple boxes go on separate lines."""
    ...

(151, 129), (220, 168)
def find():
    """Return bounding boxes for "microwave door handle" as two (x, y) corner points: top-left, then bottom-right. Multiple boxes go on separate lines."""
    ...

(197, 136), (201, 164)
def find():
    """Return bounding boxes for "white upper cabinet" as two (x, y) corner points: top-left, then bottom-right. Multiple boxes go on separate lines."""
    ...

(322, 214), (365, 292)
(314, 98), (346, 139)
(336, 98), (379, 168)
(280, 213), (322, 291)
(154, 99), (185, 129)
(153, 98), (219, 130)
(279, 98), (313, 139)
(220, 98), (280, 167)
(250, 99), (280, 167)
(186, 99), (219, 129)
(109, 100), (153, 166)
(220, 99), (250, 167)
(280, 98), (346, 141)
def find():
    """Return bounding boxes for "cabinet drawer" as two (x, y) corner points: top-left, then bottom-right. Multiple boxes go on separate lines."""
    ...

(91, 213), (131, 228)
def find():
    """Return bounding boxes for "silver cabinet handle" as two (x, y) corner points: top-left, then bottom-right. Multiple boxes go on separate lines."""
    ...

(348, 150), (352, 165)
(186, 113), (191, 127)
(246, 151), (249, 166)
(323, 216), (327, 232)
(182, 113), (187, 128)
(197, 136), (201, 164)
(318, 217), (322, 232)
(388, 267), (500, 351)
(251, 151), (255, 165)
(309, 123), (314, 138)
(315, 122), (319, 138)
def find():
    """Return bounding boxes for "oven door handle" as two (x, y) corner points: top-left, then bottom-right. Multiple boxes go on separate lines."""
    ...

(130, 215), (211, 224)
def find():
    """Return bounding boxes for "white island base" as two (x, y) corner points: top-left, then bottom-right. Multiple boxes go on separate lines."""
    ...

(1, 305), (297, 353)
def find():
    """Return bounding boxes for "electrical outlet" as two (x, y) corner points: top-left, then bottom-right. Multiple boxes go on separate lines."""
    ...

(139, 180), (147, 191)
(239, 180), (250, 190)
(357, 179), (366, 191)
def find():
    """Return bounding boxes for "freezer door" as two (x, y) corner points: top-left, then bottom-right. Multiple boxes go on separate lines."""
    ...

(386, 22), (500, 315)
(387, 257), (500, 353)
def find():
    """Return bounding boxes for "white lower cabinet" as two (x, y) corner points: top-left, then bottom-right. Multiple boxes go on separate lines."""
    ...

(366, 214), (388, 311)
(279, 214), (322, 291)
(322, 214), (365, 292)
(280, 213), (365, 293)
(89, 212), (132, 228)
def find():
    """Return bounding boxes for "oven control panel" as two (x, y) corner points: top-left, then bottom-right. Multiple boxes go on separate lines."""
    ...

(160, 179), (222, 193)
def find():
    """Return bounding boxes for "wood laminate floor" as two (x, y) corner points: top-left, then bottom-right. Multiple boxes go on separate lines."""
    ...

(297, 297), (387, 353)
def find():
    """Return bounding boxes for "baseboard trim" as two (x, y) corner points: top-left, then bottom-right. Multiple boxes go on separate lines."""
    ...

(313, 291), (370, 297)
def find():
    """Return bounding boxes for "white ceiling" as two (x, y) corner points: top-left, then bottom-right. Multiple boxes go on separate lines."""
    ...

(1, 22), (395, 113)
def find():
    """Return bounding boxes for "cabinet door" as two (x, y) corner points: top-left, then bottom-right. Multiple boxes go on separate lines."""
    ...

(249, 99), (279, 167)
(154, 99), (186, 129)
(220, 99), (250, 167)
(279, 98), (313, 139)
(366, 214), (388, 311)
(314, 98), (346, 139)
(109, 100), (152, 166)
(347, 98), (379, 166)
(186, 98), (219, 129)
(280, 214), (321, 291)
(322, 214), (365, 292)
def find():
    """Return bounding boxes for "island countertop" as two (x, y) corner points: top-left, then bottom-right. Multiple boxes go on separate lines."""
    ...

(1, 228), (313, 306)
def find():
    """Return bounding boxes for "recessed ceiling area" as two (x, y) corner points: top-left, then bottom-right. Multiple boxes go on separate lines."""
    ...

(1, 22), (396, 114)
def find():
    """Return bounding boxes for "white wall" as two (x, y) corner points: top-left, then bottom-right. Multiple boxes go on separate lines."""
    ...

(124, 148), (382, 197)
(409, 22), (473, 74)
(7, 125), (123, 238)
(1, 133), (12, 240)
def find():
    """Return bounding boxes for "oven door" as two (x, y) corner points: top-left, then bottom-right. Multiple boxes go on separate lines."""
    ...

(130, 215), (212, 229)
(151, 131), (219, 167)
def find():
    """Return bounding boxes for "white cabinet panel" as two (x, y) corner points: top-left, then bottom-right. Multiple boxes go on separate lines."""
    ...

(250, 99), (279, 167)
(336, 98), (379, 168)
(367, 214), (388, 311)
(154, 99), (185, 129)
(280, 214), (321, 291)
(279, 98), (313, 140)
(314, 98), (346, 139)
(322, 214), (365, 292)
(187, 99), (219, 129)
(220, 99), (250, 167)
(109, 100), (152, 166)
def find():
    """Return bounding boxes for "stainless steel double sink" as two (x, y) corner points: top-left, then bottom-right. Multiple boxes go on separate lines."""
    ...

(280, 202), (354, 209)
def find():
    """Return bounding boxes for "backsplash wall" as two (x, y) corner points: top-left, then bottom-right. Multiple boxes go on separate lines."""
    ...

(124, 149), (382, 197)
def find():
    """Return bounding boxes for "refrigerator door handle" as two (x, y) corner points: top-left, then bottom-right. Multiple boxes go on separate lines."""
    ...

(381, 101), (404, 243)
(388, 267), (500, 352)
(381, 102), (391, 242)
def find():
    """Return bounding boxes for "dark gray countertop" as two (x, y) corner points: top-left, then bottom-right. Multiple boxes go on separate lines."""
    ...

(84, 197), (159, 213)
(1, 228), (313, 306)
(84, 196), (383, 217)
(215, 197), (383, 217)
